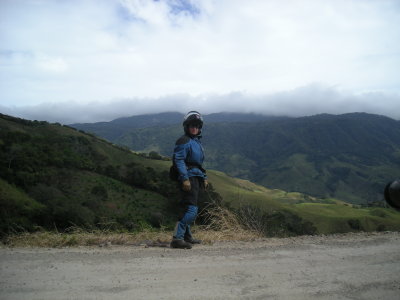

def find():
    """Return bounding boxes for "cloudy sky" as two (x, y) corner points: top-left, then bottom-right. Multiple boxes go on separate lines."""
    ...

(1, 0), (400, 123)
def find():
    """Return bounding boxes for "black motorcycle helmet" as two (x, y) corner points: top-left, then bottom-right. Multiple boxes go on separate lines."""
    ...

(384, 179), (400, 210)
(183, 111), (203, 135)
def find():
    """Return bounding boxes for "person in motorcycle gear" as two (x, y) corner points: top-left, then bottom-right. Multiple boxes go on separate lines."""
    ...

(170, 111), (208, 249)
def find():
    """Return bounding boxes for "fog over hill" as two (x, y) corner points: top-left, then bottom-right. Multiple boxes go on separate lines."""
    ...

(2, 85), (400, 124)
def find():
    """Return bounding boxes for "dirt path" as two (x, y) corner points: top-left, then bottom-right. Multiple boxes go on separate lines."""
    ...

(1, 232), (400, 300)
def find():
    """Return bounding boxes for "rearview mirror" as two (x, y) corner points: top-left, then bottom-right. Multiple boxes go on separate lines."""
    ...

(384, 180), (400, 211)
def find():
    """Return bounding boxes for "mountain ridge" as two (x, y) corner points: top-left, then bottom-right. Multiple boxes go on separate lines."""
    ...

(71, 112), (400, 204)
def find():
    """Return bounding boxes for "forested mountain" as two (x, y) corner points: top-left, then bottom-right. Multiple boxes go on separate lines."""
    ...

(72, 112), (400, 204)
(202, 113), (400, 204)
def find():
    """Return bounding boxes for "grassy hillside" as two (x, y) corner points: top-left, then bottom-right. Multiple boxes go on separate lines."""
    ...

(0, 178), (45, 234)
(2, 113), (400, 238)
(0, 114), (181, 236)
(205, 170), (400, 234)
(136, 157), (400, 235)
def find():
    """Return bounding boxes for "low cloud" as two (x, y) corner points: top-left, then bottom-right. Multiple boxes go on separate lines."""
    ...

(2, 85), (399, 124)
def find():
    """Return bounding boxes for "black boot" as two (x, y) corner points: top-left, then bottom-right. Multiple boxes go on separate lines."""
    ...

(184, 237), (202, 244)
(170, 239), (192, 249)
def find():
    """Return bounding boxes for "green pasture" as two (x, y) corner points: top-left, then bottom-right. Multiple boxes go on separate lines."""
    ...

(206, 170), (400, 234)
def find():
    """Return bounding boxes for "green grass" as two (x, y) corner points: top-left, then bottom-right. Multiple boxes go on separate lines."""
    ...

(40, 169), (175, 229)
(0, 178), (46, 233)
(206, 170), (400, 235)
(288, 202), (400, 234)
(136, 157), (400, 235)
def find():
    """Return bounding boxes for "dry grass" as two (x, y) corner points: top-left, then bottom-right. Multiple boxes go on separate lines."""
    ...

(2, 205), (260, 248)
(194, 204), (261, 242)
(2, 229), (172, 248)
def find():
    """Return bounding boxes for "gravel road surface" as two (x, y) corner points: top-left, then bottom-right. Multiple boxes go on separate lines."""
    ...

(1, 232), (400, 300)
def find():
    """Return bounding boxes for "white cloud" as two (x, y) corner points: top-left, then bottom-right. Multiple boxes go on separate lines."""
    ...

(36, 55), (69, 73)
(0, 0), (400, 114)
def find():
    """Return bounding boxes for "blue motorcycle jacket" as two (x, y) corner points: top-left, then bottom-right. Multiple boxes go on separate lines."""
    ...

(173, 134), (206, 182)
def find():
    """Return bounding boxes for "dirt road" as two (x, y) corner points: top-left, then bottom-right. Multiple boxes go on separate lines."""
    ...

(1, 232), (400, 300)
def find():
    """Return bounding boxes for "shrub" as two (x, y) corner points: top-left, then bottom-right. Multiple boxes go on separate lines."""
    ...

(236, 205), (317, 237)
(347, 219), (363, 231)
